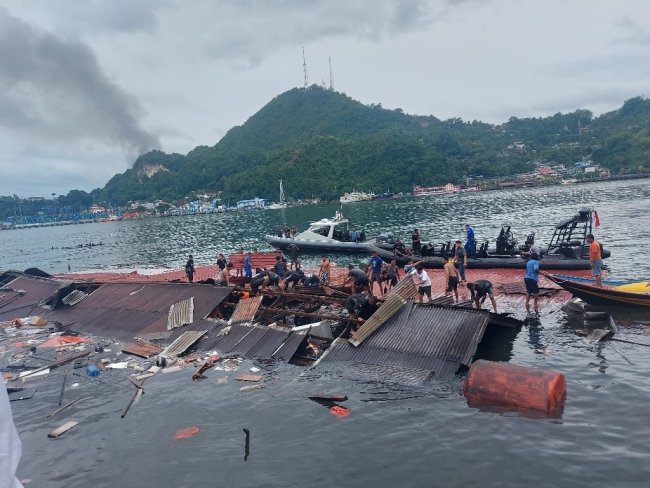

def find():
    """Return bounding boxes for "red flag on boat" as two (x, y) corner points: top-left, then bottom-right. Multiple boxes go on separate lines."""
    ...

(594, 210), (601, 228)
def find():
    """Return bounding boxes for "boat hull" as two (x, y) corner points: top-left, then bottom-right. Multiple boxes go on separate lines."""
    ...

(546, 274), (650, 308)
(373, 248), (595, 270)
(265, 235), (376, 254)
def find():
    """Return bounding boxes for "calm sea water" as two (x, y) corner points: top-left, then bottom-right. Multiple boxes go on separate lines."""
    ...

(5, 179), (650, 487)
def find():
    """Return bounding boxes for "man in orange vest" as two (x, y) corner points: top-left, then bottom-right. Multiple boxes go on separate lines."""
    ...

(586, 234), (603, 288)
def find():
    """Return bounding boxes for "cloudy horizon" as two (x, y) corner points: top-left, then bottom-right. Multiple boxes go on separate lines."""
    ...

(1, 0), (649, 197)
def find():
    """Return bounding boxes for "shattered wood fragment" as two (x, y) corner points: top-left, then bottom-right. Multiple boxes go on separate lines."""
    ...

(240, 384), (264, 392)
(236, 374), (263, 382)
(48, 420), (78, 438)
(192, 359), (215, 380)
(48, 397), (81, 417)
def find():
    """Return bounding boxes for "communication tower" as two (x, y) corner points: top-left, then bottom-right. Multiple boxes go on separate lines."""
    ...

(302, 47), (309, 88)
(329, 56), (334, 91)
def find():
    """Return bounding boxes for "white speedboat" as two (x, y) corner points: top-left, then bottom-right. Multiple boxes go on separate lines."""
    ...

(265, 211), (376, 253)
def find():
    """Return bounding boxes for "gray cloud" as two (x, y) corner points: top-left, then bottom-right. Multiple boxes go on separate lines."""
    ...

(202, 0), (432, 66)
(613, 16), (650, 46)
(0, 8), (160, 162)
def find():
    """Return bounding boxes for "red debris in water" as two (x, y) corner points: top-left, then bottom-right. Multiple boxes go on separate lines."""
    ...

(329, 405), (350, 418)
(174, 425), (200, 439)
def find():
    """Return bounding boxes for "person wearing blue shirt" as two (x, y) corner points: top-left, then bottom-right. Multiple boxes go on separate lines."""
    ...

(524, 253), (540, 313)
(369, 250), (385, 297)
(244, 252), (252, 278)
(464, 224), (476, 258)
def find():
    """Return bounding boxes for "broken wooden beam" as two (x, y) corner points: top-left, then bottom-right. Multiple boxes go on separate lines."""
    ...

(48, 397), (82, 417)
(236, 374), (263, 382)
(192, 359), (215, 381)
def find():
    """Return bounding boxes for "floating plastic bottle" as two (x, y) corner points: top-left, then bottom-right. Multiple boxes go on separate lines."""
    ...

(86, 364), (100, 377)
(463, 359), (566, 418)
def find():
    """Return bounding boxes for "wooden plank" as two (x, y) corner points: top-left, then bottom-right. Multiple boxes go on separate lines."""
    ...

(48, 420), (78, 438)
(240, 384), (265, 392)
(48, 397), (81, 417)
(235, 374), (262, 382)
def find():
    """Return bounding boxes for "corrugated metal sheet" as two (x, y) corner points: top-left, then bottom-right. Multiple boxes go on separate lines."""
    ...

(430, 295), (454, 306)
(388, 274), (418, 300)
(348, 362), (433, 386)
(272, 332), (305, 360)
(167, 296), (194, 330)
(319, 302), (490, 381)
(121, 339), (163, 358)
(350, 294), (407, 346)
(61, 289), (88, 306)
(46, 282), (231, 341)
(161, 330), (207, 358)
(0, 275), (65, 321)
(230, 296), (263, 324)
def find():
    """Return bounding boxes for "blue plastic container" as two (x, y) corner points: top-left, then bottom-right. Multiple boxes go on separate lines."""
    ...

(86, 364), (100, 377)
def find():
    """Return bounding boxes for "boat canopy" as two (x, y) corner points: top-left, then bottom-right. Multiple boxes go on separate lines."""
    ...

(295, 211), (350, 242)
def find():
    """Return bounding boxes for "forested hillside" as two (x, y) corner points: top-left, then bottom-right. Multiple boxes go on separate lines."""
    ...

(78, 88), (650, 204)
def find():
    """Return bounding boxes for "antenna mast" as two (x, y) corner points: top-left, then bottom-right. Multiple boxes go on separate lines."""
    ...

(329, 55), (334, 91)
(302, 47), (309, 88)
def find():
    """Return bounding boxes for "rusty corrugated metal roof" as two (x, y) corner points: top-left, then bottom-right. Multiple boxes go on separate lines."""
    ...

(167, 296), (194, 330)
(0, 275), (66, 321)
(121, 339), (163, 358)
(47, 282), (231, 341)
(230, 296), (263, 324)
(318, 302), (490, 381)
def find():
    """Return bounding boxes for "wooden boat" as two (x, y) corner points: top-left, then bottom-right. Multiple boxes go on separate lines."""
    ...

(545, 273), (650, 308)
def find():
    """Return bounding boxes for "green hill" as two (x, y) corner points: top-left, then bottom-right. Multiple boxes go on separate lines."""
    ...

(97, 87), (650, 204)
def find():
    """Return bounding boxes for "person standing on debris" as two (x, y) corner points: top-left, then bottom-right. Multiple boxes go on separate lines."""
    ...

(587, 234), (603, 288)
(319, 255), (331, 285)
(287, 243), (300, 270)
(385, 258), (399, 292)
(524, 252), (540, 313)
(410, 261), (432, 303)
(344, 265), (370, 294)
(216, 253), (227, 271)
(185, 255), (195, 282)
(443, 257), (460, 303)
(412, 228), (422, 255)
(454, 240), (468, 284)
(368, 250), (385, 296)
(467, 280), (497, 313)
(244, 251), (253, 278)
(215, 262), (233, 286)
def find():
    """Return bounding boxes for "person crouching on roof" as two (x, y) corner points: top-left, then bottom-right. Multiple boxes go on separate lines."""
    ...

(467, 280), (497, 313)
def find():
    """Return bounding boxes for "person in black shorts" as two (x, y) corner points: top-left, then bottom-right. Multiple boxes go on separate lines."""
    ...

(281, 267), (305, 290)
(443, 257), (459, 302)
(467, 279), (497, 313)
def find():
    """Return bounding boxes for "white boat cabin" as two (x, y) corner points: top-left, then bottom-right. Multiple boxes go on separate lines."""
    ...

(295, 211), (350, 242)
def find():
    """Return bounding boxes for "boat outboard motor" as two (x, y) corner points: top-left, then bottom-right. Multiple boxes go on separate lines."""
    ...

(478, 240), (489, 258)
(495, 225), (517, 255)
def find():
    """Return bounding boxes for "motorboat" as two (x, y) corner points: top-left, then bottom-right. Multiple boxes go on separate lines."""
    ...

(265, 211), (376, 253)
(372, 208), (611, 270)
(339, 191), (374, 204)
(546, 274), (650, 308)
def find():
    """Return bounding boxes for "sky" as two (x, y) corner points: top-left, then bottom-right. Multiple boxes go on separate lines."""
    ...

(1, 0), (650, 197)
